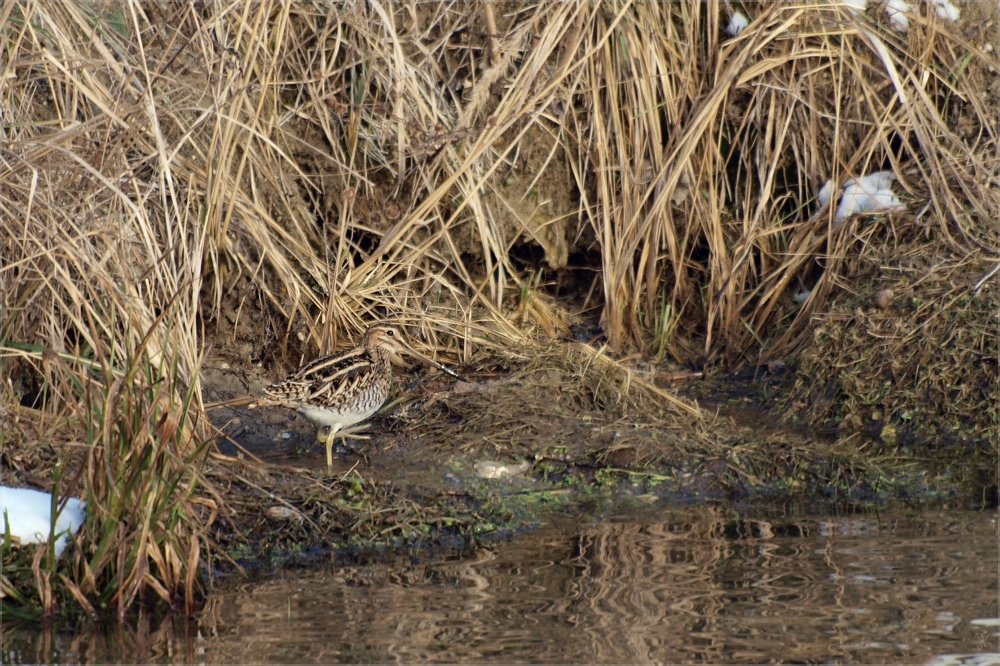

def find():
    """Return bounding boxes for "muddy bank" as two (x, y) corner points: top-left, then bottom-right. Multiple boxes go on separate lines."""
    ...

(199, 345), (997, 579)
(4, 337), (993, 622)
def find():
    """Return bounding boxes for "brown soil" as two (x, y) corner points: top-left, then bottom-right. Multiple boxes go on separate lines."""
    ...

(194, 323), (996, 573)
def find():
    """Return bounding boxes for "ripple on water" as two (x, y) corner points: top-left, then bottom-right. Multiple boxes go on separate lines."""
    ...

(3, 506), (997, 664)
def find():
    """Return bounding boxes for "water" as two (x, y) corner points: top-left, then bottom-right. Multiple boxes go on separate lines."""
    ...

(4, 505), (998, 664)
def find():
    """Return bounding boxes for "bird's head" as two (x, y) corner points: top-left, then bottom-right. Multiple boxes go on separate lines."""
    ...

(360, 323), (463, 379)
(361, 323), (408, 358)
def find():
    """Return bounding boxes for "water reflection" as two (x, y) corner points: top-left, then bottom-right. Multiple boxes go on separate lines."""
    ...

(2, 613), (204, 664)
(4, 506), (998, 663)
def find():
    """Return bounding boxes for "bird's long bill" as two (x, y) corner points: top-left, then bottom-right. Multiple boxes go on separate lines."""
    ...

(396, 344), (464, 380)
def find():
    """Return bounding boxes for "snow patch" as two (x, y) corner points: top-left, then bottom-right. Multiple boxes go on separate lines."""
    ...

(884, 0), (911, 31)
(932, 0), (960, 21)
(842, 0), (868, 16)
(727, 11), (749, 36)
(817, 171), (906, 225)
(841, 0), (957, 32)
(1, 486), (86, 557)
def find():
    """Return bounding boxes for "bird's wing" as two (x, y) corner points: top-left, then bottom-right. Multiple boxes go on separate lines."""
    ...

(264, 348), (375, 403)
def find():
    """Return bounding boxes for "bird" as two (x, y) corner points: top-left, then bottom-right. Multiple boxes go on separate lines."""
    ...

(257, 323), (458, 468)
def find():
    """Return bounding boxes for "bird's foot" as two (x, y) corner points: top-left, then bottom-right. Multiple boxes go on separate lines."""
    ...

(316, 424), (371, 443)
(322, 427), (371, 467)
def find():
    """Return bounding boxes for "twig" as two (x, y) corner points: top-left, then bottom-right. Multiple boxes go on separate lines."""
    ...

(482, 1), (500, 66)
(973, 261), (1000, 295)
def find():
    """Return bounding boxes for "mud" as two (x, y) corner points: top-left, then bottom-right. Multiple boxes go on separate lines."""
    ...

(199, 345), (998, 581)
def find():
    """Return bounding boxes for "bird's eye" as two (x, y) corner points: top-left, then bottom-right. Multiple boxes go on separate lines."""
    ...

(386, 329), (395, 336)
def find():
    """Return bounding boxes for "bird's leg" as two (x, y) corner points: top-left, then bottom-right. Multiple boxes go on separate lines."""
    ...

(318, 424), (370, 444)
(339, 423), (371, 440)
(324, 425), (342, 469)
(320, 424), (372, 467)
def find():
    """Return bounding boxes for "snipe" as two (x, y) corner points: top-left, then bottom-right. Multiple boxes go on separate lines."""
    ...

(258, 323), (455, 467)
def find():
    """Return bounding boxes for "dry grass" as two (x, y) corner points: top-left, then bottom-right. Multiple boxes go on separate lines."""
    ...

(411, 340), (706, 459)
(1, 0), (997, 615)
(1, 313), (213, 618)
